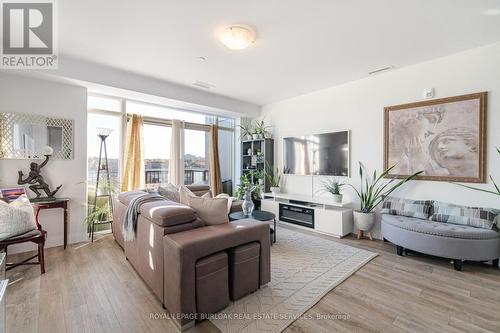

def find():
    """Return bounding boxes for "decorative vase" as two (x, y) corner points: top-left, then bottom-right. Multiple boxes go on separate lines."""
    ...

(270, 187), (280, 194)
(242, 191), (255, 216)
(247, 148), (252, 155)
(246, 134), (252, 140)
(332, 194), (343, 203)
(252, 133), (259, 140)
(353, 211), (375, 231)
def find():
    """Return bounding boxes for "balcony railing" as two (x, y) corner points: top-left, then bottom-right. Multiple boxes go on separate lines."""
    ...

(145, 168), (209, 185)
(88, 168), (209, 186)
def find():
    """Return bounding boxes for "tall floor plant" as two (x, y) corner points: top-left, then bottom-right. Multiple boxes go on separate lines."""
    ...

(348, 162), (423, 239)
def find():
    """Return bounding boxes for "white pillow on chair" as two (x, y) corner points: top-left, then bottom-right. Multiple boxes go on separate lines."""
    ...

(0, 194), (37, 241)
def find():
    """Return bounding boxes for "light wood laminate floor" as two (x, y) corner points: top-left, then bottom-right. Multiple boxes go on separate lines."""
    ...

(6, 226), (500, 333)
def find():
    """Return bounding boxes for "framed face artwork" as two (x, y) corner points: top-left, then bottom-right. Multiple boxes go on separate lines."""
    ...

(384, 92), (487, 183)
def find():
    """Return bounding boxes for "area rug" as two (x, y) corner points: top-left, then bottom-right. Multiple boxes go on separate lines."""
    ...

(209, 226), (378, 333)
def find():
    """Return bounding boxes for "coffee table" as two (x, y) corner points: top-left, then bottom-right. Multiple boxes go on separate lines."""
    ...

(229, 210), (277, 243)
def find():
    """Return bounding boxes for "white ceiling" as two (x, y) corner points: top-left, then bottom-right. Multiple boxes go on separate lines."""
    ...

(59, 0), (500, 106)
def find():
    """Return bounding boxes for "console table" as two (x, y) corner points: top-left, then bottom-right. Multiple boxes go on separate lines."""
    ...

(261, 192), (353, 238)
(32, 198), (70, 249)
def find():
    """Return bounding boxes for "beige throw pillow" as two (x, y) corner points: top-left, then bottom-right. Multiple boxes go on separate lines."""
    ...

(180, 185), (212, 205)
(0, 194), (37, 241)
(215, 193), (236, 214)
(187, 196), (229, 225)
(179, 185), (196, 205)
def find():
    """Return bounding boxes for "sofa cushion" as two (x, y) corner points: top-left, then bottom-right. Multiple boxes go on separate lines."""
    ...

(186, 195), (229, 225)
(118, 190), (147, 205)
(382, 214), (500, 240)
(430, 201), (499, 230)
(139, 200), (197, 227)
(381, 196), (433, 219)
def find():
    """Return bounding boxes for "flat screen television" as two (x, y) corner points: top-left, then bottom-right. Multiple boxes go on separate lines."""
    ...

(283, 131), (349, 176)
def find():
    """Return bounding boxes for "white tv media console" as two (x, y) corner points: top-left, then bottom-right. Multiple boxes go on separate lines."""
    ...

(261, 192), (353, 238)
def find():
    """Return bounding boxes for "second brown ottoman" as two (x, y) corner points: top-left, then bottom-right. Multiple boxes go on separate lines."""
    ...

(195, 251), (229, 315)
(228, 242), (261, 301)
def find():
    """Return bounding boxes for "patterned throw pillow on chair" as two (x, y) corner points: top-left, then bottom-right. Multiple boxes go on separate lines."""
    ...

(381, 196), (433, 219)
(429, 201), (499, 230)
(0, 194), (37, 241)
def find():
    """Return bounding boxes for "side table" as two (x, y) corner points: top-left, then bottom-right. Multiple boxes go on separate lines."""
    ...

(32, 198), (70, 249)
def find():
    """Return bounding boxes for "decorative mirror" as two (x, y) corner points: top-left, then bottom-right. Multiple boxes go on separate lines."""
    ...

(0, 112), (74, 160)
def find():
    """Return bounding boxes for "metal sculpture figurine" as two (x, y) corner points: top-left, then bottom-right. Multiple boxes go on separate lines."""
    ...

(17, 154), (62, 201)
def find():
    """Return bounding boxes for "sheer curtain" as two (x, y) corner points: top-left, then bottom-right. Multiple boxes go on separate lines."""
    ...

(121, 114), (144, 191)
(209, 124), (222, 195)
(169, 119), (185, 186)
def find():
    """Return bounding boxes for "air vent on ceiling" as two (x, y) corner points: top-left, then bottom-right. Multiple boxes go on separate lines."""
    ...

(368, 65), (394, 75)
(193, 80), (215, 89)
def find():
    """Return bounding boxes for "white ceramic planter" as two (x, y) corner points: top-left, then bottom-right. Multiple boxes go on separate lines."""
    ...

(331, 194), (343, 203)
(270, 187), (280, 194)
(252, 134), (259, 140)
(353, 211), (375, 231)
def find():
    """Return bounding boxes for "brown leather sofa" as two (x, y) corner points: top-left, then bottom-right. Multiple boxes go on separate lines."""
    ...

(112, 185), (270, 330)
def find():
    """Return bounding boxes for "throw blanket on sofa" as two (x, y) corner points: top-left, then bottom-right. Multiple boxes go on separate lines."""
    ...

(122, 193), (164, 241)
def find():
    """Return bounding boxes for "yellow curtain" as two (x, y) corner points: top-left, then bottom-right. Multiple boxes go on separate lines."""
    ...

(121, 114), (144, 191)
(209, 124), (222, 196)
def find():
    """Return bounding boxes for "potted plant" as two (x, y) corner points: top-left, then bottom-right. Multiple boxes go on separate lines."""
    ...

(254, 119), (272, 139)
(348, 163), (422, 238)
(239, 123), (253, 140)
(265, 164), (282, 194)
(322, 177), (345, 203)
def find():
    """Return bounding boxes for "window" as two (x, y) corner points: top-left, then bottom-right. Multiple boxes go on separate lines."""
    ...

(87, 110), (122, 233)
(184, 129), (209, 185)
(218, 128), (234, 195)
(87, 95), (236, 194)
(143, 124), (171, 187)
(87, 113), (122, 188)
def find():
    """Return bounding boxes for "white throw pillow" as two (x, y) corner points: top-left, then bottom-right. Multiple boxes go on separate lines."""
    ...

(186, 195), (229, 225)
(215, 193), (236, 214)
(0, 194), (37, 241)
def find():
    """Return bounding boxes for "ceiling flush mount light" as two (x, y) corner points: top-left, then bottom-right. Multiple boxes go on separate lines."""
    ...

(219, 25), (256, 50)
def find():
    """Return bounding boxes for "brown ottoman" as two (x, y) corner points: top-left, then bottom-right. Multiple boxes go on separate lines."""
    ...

(195, 252), (229, 315)
(228, 242), (261, 301)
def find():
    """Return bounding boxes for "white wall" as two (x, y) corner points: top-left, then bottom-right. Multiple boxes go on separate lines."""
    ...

(261, 42), (500, 239)
(0, 72), (87, 253)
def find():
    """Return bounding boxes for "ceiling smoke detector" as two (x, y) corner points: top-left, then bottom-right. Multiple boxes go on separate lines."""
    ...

(219, 25), (256, 50)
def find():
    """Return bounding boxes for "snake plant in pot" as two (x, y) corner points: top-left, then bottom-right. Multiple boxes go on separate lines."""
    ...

(348, 163), (423, 234)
